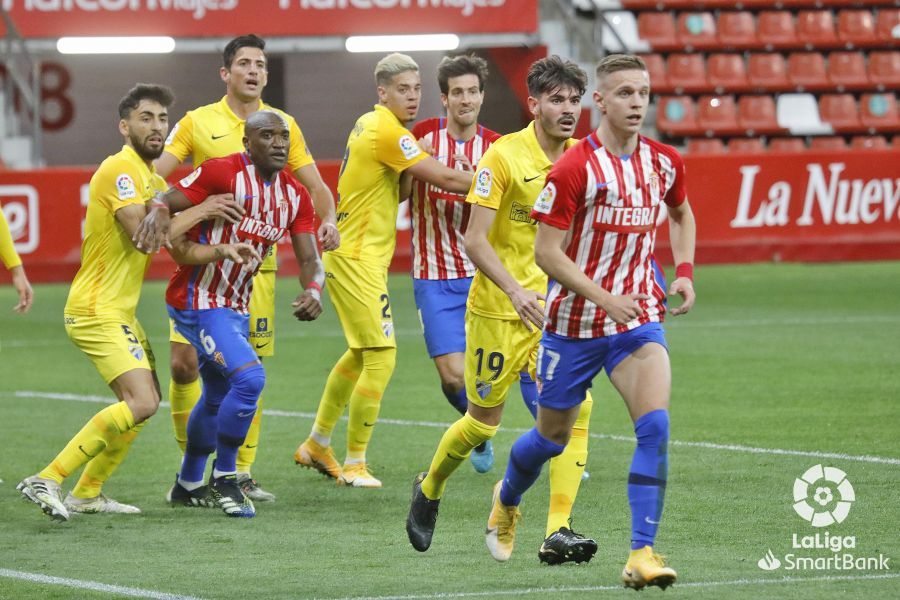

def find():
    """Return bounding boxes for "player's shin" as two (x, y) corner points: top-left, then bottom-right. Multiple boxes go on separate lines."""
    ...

(345, 347), (395, 464)
(310, 349), (362, 446)
(421, 412), (498, 500)
(236, 394), (263, 472)
(71, 421), (146, 499)
(500, 428), (565, 507)
(627, 409), (669, 549)
(169, 378), (201, 453)
(519, 371), (538, 419)
(215, 364), (265, 475)
(180, 364), (229, 485)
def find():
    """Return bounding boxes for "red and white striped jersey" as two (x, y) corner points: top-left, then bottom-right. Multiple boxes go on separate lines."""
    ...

(166, 152), (315, 313)
(410, 118), (500, 279)
(531, 133), (687, 339)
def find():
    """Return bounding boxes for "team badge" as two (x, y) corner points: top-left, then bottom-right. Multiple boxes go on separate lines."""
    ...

(533, 182), (556, 214)
(382, 320), (394, 339)
(213, 351), (227, 367)
(648, 172), (661, 196)
(398, 135), (421, 160)
(474, 168), (493, 198)
(128, 344), (144, 361)
(116, 174), (136, 200)
(179, 167), (202, 188)
(475, 379), (492, 400)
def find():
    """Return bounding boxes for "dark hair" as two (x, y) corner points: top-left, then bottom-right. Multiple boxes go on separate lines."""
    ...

(117, 83), (174, 119)
(526, 55), (588, 98)
(223, 34), (266, 69)
(437, 54), (489, 95)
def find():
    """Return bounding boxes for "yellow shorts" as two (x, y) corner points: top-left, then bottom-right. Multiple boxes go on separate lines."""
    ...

(168, 270), (276, 358)
(65, 314), (156, 384)
(464, 312), (540, 408)
(324, 253), (396, 349)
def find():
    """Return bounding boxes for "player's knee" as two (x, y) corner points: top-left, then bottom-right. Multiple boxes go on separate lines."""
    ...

(123, 389), (160, 423)
(230, 364), (266, 400)
(362, 347), (396, 375)
(439, 373), (465, 395)
(635, 409), (669, 445)
(170, 355), (199, 384)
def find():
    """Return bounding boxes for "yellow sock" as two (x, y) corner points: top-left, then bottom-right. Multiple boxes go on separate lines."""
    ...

(345, 347), (396, 462)
(169, 378), (201, 453)
(71, 421), (146, 499)
(236, 394), (263, 473)
(421, 412), (498, 500)
(312, 349), (362, 441)
(39, 402), (135, 484)
(546, 393), (593, 536)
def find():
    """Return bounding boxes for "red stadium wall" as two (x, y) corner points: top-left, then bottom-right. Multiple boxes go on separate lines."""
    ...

(1, 150), (898, 284)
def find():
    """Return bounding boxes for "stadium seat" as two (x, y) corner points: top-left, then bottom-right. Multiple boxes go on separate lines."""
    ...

(748, 54), (791, 92)
(894, 135), (900, 148)
(666, 54), (709, 94)
(697, 95), (741, 135)
(717, 11), (760, 50)
(727, 138), (766, 154)
(677, 12), (718, 51)
(797, 10), (839, 49)
(828, 51), (870, 91)
(641, 54), (672, 94)
(860, 93), (900, 131)
(809, 136), (848, 150)
(868, 51), (900, 90)
(656, 96), (700, 136)
(708, 54), (751, 93)
(758, 11), (800, 50)
(875, 9), (900, 46)
(777, 93), (833, 135)
(768, 137), (807, 152)
(738, 95), (783, 135)
(838, 10), (878, 49)
(818, 93), (863, 132)
(850, 135), (889, 149)
(638, 12), (680, 51)
(686, 138), (726, 154)
(788, 52), (830, 91)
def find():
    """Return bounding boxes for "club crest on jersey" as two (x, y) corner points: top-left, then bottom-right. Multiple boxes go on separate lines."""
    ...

(128, 344), (144, 361)
(475, 168), (492, 198)
(398, 135), (421, 160)
(179, 167), (202, 188)
(648, 172), (661, 195)
(475, 379), (492, 400)
(533, 182), (556, 214)
(236, 215), (287, 244)
(116, 174), (136, 200)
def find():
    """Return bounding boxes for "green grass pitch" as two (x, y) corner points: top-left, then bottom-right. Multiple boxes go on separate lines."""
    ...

(0, 262), (898, 599)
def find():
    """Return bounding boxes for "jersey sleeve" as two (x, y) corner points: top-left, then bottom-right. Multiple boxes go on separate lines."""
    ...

(531, 147), (587, 230)
(662, 149), (687, 207)
(96, 159), (149, 214)
(0, 208), (22, 270)
(163, 112), (194, 163)
(374, 121), (429, 173)
(287, 115), (315, 172)
(289, 186), (316, 235)
(173, 156), (233, 206)
(465, 144), (508, 210)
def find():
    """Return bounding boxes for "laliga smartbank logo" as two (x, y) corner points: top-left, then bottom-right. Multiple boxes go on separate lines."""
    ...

(756, 465), (890, 573)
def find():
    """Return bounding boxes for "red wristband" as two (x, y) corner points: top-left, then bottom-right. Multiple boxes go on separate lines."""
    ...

(152, 198), (169, 211)
(306, 281), (322, 293)
(675, 262), (694, 281)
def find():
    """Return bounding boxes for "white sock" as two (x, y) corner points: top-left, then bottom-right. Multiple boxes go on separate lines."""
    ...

(344, 456), (365, 466)
(213, 467), (236, 479)
(310, 432), (331, 447)
(178, 477), (203, 491)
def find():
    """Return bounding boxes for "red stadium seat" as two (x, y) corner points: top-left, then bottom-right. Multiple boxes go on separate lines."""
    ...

(818, 94), (863, 132)
(850, 135), (889, 149)
(809, 136), (848, 150)
(677, 12), (718, 51)
(686, 138), (726, 154)
(666, 54), (709, 94)
(860, 93), (900, 131)
(894, 135), (900, 148)
(708, 54), (751, 93)
(788, 52), (830, 91)
(758, 11), (799, 50)
(657, 96), (701, 137)
(748, 54), (791, 92)
(727, 138), (766, 154)
(875, 9), (900, 46)
(697, 95), (741, 135)
(641, 54), (672, 94)
(868, 51), (900, 90)
(768, 138), (807, 152)
(738, 95), (782, 135)
(838, 10), (878, 49)
(797, 10), (838, 49)
(718, 11), (760, 50)
(828, 51), (870, 91)
(638, 12), (680, 52)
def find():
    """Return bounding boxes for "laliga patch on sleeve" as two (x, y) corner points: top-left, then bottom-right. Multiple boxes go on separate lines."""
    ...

(533, 182), (556, 214)
(179, 167), (202, 188)
(116, 174), (137, 200)
(164, 122), (179, 146)
(474, 167), (493, 198)
(398, 135), (421, 160)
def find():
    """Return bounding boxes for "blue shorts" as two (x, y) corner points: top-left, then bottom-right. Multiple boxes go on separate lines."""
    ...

(413, 277), (472, 358)
(167, 306), (258, 377)
(536, 322), (668, 410)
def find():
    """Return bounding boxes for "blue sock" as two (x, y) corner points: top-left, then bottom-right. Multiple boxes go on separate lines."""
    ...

(499, 427), (565, 506)
(181, 363), (229, 483)
(627, 409), (669, 550)
(442, 383), (468, 415)
(215, 364), (266, 474)
(519, 371), (538, 419)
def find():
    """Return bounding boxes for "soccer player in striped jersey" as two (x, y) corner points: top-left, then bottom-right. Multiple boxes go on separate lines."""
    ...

(491, 54), (696, 589)
(407, 57), (597, 564)
(0, 208), (33, 313)
(139, 110), (325, 518)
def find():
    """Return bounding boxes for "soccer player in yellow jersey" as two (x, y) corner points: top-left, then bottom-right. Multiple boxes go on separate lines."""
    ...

(0, 208), (33, 313)
(294, 53), (473, 488)
(407, 57), (598, 564)
(17, 84), (251, 521)
(155, 35), (339, 502)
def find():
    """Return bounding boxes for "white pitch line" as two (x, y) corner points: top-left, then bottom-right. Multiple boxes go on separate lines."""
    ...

(321, 573), (900, 600)
(9, 390), (900, 466)
(0, 568), (205, 600)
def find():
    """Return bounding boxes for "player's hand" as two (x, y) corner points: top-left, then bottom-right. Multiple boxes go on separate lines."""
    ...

(668, 277), (695, 316)
(133, 205), (171, 254)
(453, 153), (474, 173)
(216, 243), (262, 265)
(602, 293), (651, 324)
(10, 265), (33, 314)
(201, 194), (244, 224)
(292, 290), (323, 321)
(508, 286), (545, 332)
(417, 137), (434, 156)
(318, 221), (340, 251)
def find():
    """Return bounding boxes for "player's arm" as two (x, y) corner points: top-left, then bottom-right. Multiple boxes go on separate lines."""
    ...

(399, 171), (414, 203)
(0, 210), (33, 313)
(666, 198), (696, 316)
(290, 232), (325, 321)
(405, 156), (472, 196)
(154, 151), (182, 179)
(293, 163), (339, 252)
(168, 236), (261, 266)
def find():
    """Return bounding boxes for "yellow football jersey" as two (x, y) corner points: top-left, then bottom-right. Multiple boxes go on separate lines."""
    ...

(331, 104), (428, 268)
(164, 96), (314, 271)
(65, 145), (168, 318)
(466, 121), (577, 320)
(0, 208), (22, 269)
